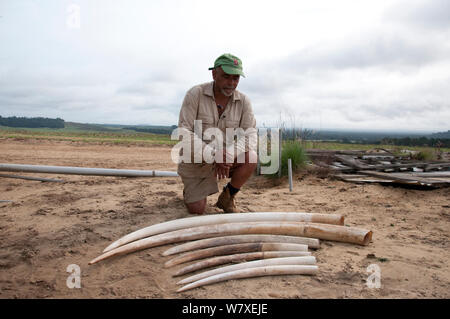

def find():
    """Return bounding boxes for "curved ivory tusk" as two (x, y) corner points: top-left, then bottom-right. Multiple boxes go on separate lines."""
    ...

(164, 242), (308, 268)
(173, 251), (312, 277)
(177, 265), (319, 292)
(178, 256), (317, 285)
(89, 221), (372, 265)
(103, 212), (344, 252)
(162, 234), (320, 256)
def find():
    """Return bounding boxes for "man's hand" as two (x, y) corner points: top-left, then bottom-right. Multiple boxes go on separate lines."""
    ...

(214, 149), (233, 179)
(215, 162), (231, 179)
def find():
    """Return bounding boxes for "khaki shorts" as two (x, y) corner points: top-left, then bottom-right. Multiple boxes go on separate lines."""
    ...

(182, 175), (219, 204)
(179, 163), (238, 204)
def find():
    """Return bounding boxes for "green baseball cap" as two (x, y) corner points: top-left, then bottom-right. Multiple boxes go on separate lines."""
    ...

(208, 53), (245, 77)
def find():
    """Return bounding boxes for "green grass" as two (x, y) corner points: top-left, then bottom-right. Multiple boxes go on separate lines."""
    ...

(411, 150), (434, 161)
(264, 140), (309, 178)
(280, 140), (308, 176)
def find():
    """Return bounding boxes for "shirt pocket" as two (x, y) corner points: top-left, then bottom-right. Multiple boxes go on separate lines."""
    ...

(225, 119), (240, 128)
(197, 115), (215, 141)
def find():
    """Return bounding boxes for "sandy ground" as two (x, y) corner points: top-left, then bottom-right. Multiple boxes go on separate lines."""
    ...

(0, 138), (449, 299)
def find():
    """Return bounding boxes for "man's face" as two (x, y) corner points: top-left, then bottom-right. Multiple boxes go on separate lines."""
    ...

(212, 67), (240, 97)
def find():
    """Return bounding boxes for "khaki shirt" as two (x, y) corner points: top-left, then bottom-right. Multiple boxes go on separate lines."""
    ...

(177, 81), (256, 178)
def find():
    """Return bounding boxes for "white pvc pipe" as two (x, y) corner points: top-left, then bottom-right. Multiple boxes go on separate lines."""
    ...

(278, 129), (282, 178)
(0, 173), (64, 183)
(0, 163), (179, 177)
(178, 256), (317, 285)
(177, 265), (318, 292)
(103, 212), (344, 252)
(162, 234), (320, 256)
(288, 158), (293, 192)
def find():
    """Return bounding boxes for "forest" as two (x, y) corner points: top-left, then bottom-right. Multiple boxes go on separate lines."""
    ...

(0, 116), (65, 128)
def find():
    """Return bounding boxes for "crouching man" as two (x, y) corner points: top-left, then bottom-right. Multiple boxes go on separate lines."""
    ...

(176, 53), (257, 214)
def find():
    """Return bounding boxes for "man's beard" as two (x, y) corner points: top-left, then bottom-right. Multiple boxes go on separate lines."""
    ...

(220, 87), (234, 97)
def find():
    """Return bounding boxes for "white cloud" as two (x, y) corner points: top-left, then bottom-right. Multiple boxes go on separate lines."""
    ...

(0, 0), (448, 132)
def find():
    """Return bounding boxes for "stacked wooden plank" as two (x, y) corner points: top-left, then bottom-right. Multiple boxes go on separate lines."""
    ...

(306, 149), (450, 187)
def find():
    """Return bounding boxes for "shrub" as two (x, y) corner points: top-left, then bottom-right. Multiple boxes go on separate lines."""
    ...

(412, 150), (434, 161)
(265, 140), (308, 178)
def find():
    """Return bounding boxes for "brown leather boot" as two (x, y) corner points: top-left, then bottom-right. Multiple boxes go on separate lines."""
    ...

(215, 186), (238, 213)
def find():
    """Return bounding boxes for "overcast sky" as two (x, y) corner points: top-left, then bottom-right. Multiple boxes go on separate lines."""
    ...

(0, 0), (449, 132)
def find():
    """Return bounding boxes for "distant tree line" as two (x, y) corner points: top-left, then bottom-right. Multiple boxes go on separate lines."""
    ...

(281, 128), (314, 141)
(331, 136), (449, 148)
(123, 125), (177, 135)
(281, 127), (450, 148)
(379, 137), (450, 148)
(429, 130), (450, 139)
(0, 116), (65, 128)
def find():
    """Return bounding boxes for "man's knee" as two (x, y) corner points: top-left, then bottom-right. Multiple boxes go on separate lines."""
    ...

(185, 198), (207, 215)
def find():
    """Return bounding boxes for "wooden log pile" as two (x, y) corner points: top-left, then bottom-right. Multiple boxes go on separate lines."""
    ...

(307, 149), (450, 187)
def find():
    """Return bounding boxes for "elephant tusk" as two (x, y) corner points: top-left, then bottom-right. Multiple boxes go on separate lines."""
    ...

(102, 212), (344, 252)
(178, 256), (316, 285)
(173, 251), (312, 277)
(89, 221), (371, 265)
(164, 242), (308, 268)
(177, 265), (318, 292)
(162, 234), (320, 256)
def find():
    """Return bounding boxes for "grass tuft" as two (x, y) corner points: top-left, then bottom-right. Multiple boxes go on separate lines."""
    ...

(265, 140), (308, 178)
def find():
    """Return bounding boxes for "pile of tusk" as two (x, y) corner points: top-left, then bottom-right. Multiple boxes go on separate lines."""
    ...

(176, 264), (319, 293)
(89, 220), (371, 265)
(177, 265), (318, 292)
(164, 242), (309, 268)
(162, 234), (320, 256)
(176, 256), (318, 292)
(89, 212), (373, 292)
(172, 251), (313, 277)
(90, 212), (348, 264)
(102, 212), (344, 253)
